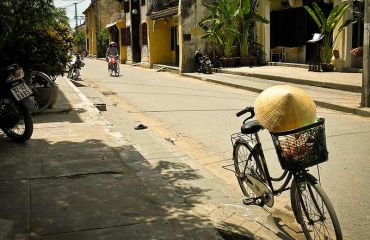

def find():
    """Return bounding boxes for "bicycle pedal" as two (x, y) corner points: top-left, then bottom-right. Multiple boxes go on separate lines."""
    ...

(242, 198), (255, 205)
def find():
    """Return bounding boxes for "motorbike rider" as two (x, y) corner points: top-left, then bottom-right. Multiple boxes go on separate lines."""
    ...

(106, 42), (119, 69)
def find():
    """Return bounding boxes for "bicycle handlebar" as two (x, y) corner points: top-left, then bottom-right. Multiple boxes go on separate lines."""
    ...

(236, 106), (255, 122)
(236, 106), (254, 117)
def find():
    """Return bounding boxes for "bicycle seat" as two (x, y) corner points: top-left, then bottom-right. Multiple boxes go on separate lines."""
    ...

(241, 120), (263, 134)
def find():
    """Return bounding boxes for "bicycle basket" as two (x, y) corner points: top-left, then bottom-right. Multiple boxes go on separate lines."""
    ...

(270, 118), (328, 171)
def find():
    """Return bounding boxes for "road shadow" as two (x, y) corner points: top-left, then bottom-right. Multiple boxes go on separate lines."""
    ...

(0, 136), (219, 239)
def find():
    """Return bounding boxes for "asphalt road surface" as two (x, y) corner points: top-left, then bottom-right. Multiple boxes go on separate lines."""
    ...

(78, 58), (370, 240)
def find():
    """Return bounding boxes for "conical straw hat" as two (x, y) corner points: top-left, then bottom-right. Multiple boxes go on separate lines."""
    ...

(255, 85), (316, 132)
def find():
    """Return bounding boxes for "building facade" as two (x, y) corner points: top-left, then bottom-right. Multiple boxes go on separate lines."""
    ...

(257, 0), (362, 70)
(84, 0), (363, 72)
(83, 0), (121, 57)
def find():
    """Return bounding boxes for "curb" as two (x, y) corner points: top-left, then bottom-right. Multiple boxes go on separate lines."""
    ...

(182, 73), (370, 118)
(213, 68), (362, 93)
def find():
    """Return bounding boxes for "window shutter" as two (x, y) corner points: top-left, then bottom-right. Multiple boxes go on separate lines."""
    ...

(120, 28), (125, 46)
(127, 27), (131, 46)
(121, 27), (131, 46)
(139, 24), (142, 46)
(142, 23), (148, 46)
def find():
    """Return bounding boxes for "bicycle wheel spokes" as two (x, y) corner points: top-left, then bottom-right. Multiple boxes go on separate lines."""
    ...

(233, 142), (264, 198)
(296, 180), (341, 240)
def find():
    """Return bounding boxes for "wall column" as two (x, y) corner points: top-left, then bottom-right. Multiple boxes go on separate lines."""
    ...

(344, 0), (353, 68)
(178, 0), (184, 73)
(333, 0), (352, 69)
(264, 0), (271, 62)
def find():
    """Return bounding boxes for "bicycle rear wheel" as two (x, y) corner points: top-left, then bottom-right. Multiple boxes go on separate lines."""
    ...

(29, 71), (57, 112)
(291, 174), (342, 240)
(233, 141), (265, 198)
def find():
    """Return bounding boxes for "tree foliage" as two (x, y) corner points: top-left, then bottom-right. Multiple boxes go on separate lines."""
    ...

(97, 29), (109, 58)
(198, 0), (268, 58)
(74, 31), (87, 51)
(0, 0), (73, 76)
(304, 2), (351, 64)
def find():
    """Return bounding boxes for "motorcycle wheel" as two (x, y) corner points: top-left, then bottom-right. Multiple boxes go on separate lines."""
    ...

(71, 68), (80, 80)
(67, 68), (73, 78)
(65, 63), (71, 73)
(202, 65), (208, 74)
(1, 102), (33, 142)
(28, 71), (57, 113)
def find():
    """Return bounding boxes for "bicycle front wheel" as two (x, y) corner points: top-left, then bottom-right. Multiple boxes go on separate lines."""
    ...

(233, 141), (265, 198)
(115, 63), (120, 76)
(291, 174), (342, 240)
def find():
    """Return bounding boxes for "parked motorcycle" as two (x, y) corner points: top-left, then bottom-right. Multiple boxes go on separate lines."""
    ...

(68, 54), (85, 80)
(0, 64), (36, 142)
(194, 49), (212, 74)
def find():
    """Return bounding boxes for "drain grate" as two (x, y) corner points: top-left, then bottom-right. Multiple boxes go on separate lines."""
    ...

(94, 103), (107, 111)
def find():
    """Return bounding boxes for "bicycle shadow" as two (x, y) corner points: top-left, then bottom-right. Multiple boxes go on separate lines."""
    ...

(272, 216), (305, 240)
(234, 197), (303, 239)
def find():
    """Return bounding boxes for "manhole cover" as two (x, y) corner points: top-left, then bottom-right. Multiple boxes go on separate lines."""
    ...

(94, 103), (107, 111)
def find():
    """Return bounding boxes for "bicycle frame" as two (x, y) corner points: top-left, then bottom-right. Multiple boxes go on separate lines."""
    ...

(246, 131), (293, 197)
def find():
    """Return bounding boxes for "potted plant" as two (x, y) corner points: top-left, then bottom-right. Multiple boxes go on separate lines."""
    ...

(304, 2), (351, 71)
(237, 0), (269, 66)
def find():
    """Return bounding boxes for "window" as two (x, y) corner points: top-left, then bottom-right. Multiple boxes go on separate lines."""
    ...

(121, 27), (131, 46)
(123, 1), (130, 13)
(141, 23), (148, 46)
(141, 0), (145, 6)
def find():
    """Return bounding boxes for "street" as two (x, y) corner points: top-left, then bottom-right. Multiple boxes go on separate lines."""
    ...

(79, 59), (370, 239)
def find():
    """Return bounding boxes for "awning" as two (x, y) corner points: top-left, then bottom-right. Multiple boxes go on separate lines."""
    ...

(105, 22), (116, 28)
(149, 6), (178, 20)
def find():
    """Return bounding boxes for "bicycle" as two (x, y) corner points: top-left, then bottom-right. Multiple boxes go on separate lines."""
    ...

(231, 106), (342, 240)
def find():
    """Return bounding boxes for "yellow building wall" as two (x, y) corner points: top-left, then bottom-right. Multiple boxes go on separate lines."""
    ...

(86, 8), (97, 56)
(147, 18), (174, 64)
(116, 20), (127, 63)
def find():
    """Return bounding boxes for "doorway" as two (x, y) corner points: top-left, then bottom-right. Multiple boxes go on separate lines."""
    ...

(171, 26), (179, 65)
(110, 26), (120, 52)
(131, 0), (141, 63)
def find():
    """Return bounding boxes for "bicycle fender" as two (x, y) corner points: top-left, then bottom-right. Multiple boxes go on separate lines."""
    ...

(298, 172), (318, 184)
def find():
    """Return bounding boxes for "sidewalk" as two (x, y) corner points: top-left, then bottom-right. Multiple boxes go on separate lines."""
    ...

(0, 77), (222, 240)
(0, 77), (293, 240)
(180, 65), (370, 117)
